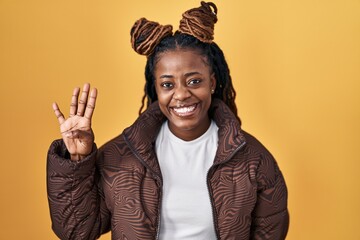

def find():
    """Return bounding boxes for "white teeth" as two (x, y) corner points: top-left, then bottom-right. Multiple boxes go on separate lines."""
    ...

(173, 105), (196, 114)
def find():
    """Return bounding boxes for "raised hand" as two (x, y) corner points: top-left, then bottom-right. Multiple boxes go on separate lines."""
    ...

(53, 83), (98, 161)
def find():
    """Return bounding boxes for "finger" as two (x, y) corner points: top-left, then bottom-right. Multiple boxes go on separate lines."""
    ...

(77, 83), (90, 116)
(69, 87), (80, 117)
(84, 87), (98, 120)
(52, 102), (65, 124)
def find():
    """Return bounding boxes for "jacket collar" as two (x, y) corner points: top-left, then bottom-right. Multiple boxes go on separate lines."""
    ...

(209, 99), (246, 165)
(123, 99), (246, 177)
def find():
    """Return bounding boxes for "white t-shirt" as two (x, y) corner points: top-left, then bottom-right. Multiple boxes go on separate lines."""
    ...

(155, 120), (219, 240)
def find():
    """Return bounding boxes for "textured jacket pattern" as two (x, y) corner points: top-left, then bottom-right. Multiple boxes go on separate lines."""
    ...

(47, 99), (289, 240)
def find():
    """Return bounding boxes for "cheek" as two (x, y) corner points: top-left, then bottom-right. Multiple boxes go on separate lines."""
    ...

(154, 85), (165, 100)
(156, 90), (172, 106)
(198, 89), (213, 101)
(157, 95), (171, 117)
(201, 91), (213, 110)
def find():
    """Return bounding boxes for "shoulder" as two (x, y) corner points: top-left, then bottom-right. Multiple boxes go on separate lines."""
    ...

(232, 130), (283, 188)
(231, 130), (274, 162)
(241, 130), (285, 191)
(241, 130), (273, 158)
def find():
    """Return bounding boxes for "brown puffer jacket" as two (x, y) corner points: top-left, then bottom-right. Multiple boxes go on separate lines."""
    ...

(47, 99), (289, 240)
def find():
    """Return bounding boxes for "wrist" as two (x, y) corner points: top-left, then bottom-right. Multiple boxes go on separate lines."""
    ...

(70, 154), (87, 161)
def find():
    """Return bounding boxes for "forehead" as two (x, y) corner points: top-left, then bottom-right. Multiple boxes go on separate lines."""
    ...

(154, 49), (210, 74)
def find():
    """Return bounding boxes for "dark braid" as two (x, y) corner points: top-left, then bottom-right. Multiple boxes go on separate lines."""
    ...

(130, 18), (173, 56)
(208, 42), (239, 122)
(179, 1), (218, 43)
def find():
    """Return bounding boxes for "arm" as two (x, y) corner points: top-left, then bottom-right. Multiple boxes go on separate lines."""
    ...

(47, 139), (111, 240)
(48, 84), (110, 239)
(251, 152), (289, 240)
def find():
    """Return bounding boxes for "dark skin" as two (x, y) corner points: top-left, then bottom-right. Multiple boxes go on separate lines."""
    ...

(154, 49), (216, 141)
(53, 83), (97, 161)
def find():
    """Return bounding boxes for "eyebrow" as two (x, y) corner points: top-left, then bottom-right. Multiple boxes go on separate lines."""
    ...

(159, 72), (201, 79)
(159, 74), (173, 79)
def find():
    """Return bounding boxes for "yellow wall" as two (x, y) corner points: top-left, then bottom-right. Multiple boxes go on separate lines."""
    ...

(0, 0), (359, 239)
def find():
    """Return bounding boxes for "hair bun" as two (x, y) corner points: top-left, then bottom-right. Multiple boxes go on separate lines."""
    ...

(130, 18), (173, 56)
(179, 1), (218, 43)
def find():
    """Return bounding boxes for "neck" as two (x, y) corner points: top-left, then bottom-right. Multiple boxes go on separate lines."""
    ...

(168, 117), (211, 141)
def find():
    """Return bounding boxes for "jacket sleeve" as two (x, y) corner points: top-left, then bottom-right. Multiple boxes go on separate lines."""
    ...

(47, 139), (111, 240)
(250, 151), (289, 240)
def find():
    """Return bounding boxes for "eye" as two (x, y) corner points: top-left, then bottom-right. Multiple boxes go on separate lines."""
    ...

(160, 82), (174, 89)
(188, 79), (201, 86)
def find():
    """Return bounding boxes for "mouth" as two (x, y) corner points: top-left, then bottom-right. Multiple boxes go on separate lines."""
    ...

(171, 103), (198, 117)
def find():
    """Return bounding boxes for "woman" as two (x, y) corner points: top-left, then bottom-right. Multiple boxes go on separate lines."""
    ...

(48, 2), (289, 239)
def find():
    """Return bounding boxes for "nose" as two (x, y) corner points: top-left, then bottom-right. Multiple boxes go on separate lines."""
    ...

(173, 85), (191, 101)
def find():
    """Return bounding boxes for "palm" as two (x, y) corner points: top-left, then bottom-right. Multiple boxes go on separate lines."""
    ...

(60, 115), (93, 156)
(53, 83), (98, 160)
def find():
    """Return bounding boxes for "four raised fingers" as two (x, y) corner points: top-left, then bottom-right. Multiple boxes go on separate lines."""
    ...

(53, 83), (97, 124)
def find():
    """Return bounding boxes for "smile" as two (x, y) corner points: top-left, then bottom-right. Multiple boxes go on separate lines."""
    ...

(171, 104), (198, 117)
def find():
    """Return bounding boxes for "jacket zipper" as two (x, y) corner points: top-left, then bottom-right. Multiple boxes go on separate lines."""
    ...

(155, 185), (162, 240)
(206, 141), (246, 240)
(123, 135), (163, 240)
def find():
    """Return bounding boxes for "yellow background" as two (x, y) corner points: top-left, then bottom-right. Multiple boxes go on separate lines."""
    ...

(0, 0), (359, 239)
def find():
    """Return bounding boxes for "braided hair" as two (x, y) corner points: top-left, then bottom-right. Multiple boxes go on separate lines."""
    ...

(131, 1), (240, 122)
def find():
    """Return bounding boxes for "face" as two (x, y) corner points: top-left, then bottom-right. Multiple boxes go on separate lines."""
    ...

(154, 49), (216, 141)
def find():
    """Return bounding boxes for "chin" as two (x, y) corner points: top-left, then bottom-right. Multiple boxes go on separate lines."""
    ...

(170, 119), (199, 131)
